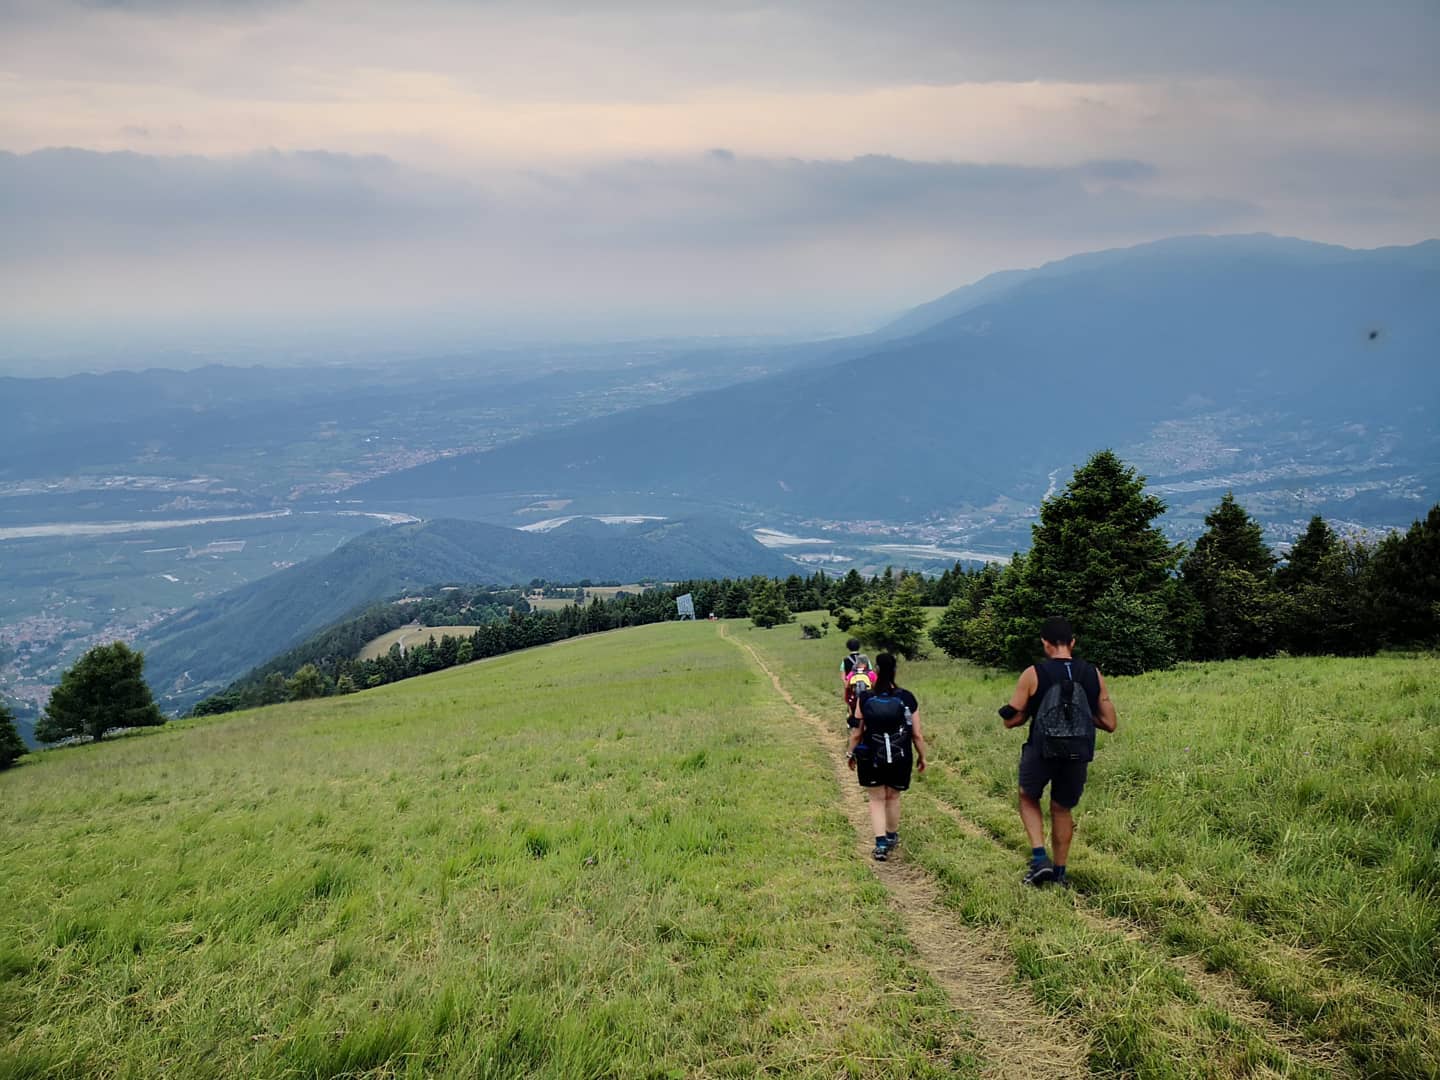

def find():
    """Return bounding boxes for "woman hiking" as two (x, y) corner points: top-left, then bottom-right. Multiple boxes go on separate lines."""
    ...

(846, 652), (927, 861)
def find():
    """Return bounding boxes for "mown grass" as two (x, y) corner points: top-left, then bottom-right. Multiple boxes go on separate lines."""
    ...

(740, 617), (1440, 1078)
(357, 625), (482, 660)
(1, 624), (981, 1079)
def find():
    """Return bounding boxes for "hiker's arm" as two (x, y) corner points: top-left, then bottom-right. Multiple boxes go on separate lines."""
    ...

(846, 714), (864, 770)
(910, 710), (928, 772)
(1001, 667), (1037, 727)
(1094, 671), (1118, 733)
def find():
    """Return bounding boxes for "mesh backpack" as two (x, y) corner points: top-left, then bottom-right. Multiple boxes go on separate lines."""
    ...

(1032, 660), (1096, 762)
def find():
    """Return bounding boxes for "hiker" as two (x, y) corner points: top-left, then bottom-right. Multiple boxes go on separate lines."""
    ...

(999, 616), (1117, 888)
(847, 652), (927, 861)
(840, 638), (874, 720)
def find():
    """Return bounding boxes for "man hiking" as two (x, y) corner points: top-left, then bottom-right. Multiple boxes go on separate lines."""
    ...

(999, 616), (1117, 887)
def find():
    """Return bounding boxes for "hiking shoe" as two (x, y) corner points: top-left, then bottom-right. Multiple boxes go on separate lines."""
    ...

(1022, 858), (1055, 887)
(872, 842), (889, 862)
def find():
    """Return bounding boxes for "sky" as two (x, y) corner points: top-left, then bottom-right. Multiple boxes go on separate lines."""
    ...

(2, 0), (1438, 363)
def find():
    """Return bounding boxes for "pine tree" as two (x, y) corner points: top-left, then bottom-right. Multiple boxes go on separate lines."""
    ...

(748, 579), (793, 629)
(0, 703), (26, 770)
(975, 451), (1181, 670)
(286, 663), (329, 701)
(1363, 504), (1440, 647)
(35, 642), (164, 743)
(1276, 516), (1367, 654)
(857, 576), (927, 659)
(1180, 493), (1279, 660)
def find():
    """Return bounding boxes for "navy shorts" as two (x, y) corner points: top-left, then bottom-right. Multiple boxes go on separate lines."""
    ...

(1018, 741), (1088, 808)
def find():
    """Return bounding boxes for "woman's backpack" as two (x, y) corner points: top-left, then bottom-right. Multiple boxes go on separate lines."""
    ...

(860, 689), (912, 764)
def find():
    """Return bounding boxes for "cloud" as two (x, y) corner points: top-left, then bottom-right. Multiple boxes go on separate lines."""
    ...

(0, 146), (1263, 336)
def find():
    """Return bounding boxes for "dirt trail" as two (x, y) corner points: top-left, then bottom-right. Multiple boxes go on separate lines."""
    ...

(921, 799), (1353, 1077)
(724, 628), (1089, 1080)
(727, 626), (1353, 1078)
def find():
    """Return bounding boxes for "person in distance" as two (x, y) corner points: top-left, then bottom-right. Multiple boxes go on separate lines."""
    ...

(847, 652), (928, 861)
(840, 636), (874, 726)
(999, 616), (1117, 887)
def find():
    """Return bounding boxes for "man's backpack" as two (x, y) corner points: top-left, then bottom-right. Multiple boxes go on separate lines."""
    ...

(1032, 664), (1095, 762)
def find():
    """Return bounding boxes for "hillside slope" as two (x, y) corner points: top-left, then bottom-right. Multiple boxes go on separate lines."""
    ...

(355, 235), (1440, 522)
(3, 620), (1433, 1075)
(139, 515), (793, 708)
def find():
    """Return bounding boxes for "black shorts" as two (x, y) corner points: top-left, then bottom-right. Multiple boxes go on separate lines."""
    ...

(857, 749), (912, 792)
(1018, 741), (1088, 808)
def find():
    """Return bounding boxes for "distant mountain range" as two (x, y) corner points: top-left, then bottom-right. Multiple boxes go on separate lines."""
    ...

(355, 235), (1440, 522)
(139, 515), (794, 709)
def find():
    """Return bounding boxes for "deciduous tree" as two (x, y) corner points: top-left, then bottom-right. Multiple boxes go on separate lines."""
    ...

(35, 642), (164, 743)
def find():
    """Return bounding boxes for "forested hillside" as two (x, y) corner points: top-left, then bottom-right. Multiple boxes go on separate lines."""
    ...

(139, 516), (794, 710)
(354, 236), (1440, 522)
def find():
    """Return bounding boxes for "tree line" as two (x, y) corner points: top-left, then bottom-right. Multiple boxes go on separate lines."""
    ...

(928, 450), (1440, 674)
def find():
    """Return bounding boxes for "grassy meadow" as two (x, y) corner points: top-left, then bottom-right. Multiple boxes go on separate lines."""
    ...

(1, 624), (978, 1079)
(2, 617), (1437, 1078)
(357, 625), (483, 661)
(738, 618), (1440, 1077)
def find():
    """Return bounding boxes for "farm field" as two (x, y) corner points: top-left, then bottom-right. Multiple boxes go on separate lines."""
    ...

(525, 585), (653, 612)
(2, 618), (1437, 1077)
(357, 624), (483, 661)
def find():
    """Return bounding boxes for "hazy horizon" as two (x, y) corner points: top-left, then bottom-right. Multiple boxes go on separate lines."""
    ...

(3, 1), (1437, 371)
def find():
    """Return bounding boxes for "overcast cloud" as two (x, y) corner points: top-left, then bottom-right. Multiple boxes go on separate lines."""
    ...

(1, 0), (1436, 352)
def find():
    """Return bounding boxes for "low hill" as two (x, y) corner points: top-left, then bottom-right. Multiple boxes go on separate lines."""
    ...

(2, 620), (1434, 1075)
(138, 515), (793, 709)
(354, 235), (1440, 524)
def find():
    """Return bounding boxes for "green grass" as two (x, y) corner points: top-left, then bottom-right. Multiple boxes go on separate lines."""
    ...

(739, 617), (1440, 1077)
(1, 623), (979, 1079)
(6, 617), (1439, 1078)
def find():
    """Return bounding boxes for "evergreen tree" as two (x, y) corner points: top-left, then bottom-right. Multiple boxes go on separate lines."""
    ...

(1181, 493), (1278, 660)
(286, 663), (329, 701)
(1363, 504), (1440, 647)
(748, 579), (793, 629)
(857, 576), (928, 659)
(35, 642), (164, 743)
(334, 673), (358, 695)
(975, 451), (1181, 670)
(0, 703), (26, 770)
(1276, 516), (1368, 655)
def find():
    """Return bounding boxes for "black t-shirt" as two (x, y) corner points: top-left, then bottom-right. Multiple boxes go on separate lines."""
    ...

(1024, 657), (1101, 745)
(857, 686), (918, 734)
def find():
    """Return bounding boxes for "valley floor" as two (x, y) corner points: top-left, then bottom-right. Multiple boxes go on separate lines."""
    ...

(1, 621), (1436, 1077)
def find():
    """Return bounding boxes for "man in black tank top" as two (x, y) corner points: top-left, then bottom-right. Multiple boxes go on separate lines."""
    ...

(998, 616), (1118, 888)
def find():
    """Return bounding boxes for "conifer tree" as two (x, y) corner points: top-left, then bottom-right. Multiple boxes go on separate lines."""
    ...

(857, 575), (928, 659)
(286, 663), (329, 701)
(1276, 516), (1367, 654)
(0, 703), (26, 770)
(1181, 493), (1278, 659)
(973, 451), (1181, 670)
(747, 579), (793, 629)
(1363, 504), (1440, 647)
(35, 642), (164, 743)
